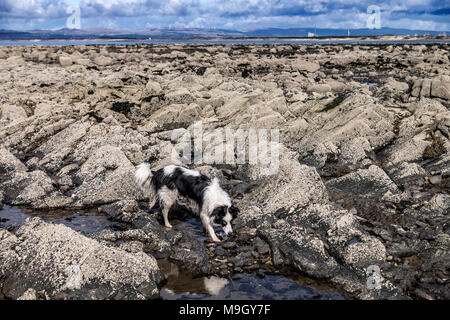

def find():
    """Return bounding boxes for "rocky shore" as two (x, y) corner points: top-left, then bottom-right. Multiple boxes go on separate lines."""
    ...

(0, 43), (449, 300)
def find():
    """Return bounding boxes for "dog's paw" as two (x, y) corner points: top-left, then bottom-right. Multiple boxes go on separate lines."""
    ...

(165, 224), (173, 229)
(212, 238), (221, 243)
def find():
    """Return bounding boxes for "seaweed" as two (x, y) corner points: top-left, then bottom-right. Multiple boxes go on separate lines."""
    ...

(317, 94), (346, 112)
(423, 134), (446, 159)
(111, 102), (137, 115)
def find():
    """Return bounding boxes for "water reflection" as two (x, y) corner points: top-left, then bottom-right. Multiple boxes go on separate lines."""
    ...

(158, 259), (344, 300)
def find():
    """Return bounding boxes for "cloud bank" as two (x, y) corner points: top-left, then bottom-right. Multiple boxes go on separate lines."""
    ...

(0, 0), (449, 31)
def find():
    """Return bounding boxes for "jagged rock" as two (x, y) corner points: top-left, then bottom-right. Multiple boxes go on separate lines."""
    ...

(411, 76), (450, 100)
(59, 56), (72, 67)
(93, 56), (113, 66)
(431, 75), (450, 100)
(145, 80), (162, 95)
(293, 94), (396, 167)
(293, 59), (320, 73)
(170, 232), (211, 275)
(0, 218), (163, 300)
(420, 194), (450, 217)
(0, 148), (28, 174)
(70, 145), (141, 206)
(262, 225), (340, 278)
(325, 165), (399, 198)
(387, 162), (427, 185)
(384, 78), (409, 92)
(0, 104), (27, 121)
(307, 83), (332, 94)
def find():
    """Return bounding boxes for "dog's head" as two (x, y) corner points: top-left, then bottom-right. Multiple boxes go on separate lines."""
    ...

(211, 204), (240, 236)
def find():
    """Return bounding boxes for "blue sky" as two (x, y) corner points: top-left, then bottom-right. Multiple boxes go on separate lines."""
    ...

(0, 0), (449, 31)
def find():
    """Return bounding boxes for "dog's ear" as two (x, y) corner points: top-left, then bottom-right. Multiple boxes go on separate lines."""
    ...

(229, 205), (239, 218)
(212, 206), (227, 224)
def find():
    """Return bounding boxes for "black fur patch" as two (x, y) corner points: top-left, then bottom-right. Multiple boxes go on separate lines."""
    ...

(151, 167), (211, 209)
(211, 206), (228, 226)
(229, 205), (240, 219)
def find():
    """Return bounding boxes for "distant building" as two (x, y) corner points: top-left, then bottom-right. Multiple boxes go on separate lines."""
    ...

(307, 32), (316, 37)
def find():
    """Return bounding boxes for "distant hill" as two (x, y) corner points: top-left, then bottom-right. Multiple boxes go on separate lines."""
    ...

(0, 27), (447, 40)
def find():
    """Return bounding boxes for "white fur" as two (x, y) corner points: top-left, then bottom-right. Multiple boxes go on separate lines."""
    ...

(163, 165), (177, 176)
(164, 164), (200, 177)
(181, 167), (201, 177)
(135, 163), (155, 199)
(158, 186), (178, 228)
(222, 212), (233, 234)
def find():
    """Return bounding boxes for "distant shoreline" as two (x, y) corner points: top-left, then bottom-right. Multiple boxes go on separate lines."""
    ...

(0, 35), (448, 46)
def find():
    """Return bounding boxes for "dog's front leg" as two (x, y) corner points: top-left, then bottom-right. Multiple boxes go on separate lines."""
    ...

(200, 212), (220, 242)
(162, 207), (172, 229)
(148, 198), (156, 209)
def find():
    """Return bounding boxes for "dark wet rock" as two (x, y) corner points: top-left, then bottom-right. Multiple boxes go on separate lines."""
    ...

(214, 246), (229, 257)
(243, 264), (259, 272)
(261, 226), (340, 279)
(419, 194), (450, 217)
(222, 241), (237, 249)
(92, 213), (181, 260)
(170, 232), (211, 275)
(325, 165), (399, 198)
(423, 135), (446, 159)
(100, 199), (141, 222)
(232, 273), (244, 280)
(253, 237), (270, 255)
(0, 218), (163, 300)
(235, 227), (257, 243)
(388, 243), (418, 258)
(229, 251), (253, 268)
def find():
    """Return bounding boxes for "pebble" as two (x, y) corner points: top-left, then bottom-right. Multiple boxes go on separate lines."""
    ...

(214, 246), (228, 257)
(222, 241), (237, 249)
(60, 185), (70, 192)
(243, 264), (259, 271)
(429, 175), (441, 185)
(232, 273), (244, 280)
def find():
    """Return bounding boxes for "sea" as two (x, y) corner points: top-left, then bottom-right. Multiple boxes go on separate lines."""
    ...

(0, 39), (449, 46)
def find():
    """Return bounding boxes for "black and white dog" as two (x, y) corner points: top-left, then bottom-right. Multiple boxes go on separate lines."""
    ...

(135, 163), (239, 242)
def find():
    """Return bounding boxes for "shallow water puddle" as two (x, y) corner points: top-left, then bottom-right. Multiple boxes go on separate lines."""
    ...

(158, 259), (343, 300)
(0, 205), (123, 234)
(164, 216), (344, 300)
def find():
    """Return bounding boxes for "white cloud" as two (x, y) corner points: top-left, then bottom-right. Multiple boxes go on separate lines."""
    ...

(0, 0), (448, 31)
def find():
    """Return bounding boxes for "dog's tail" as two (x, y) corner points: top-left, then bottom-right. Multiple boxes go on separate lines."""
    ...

(135, 162), (156, 199)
